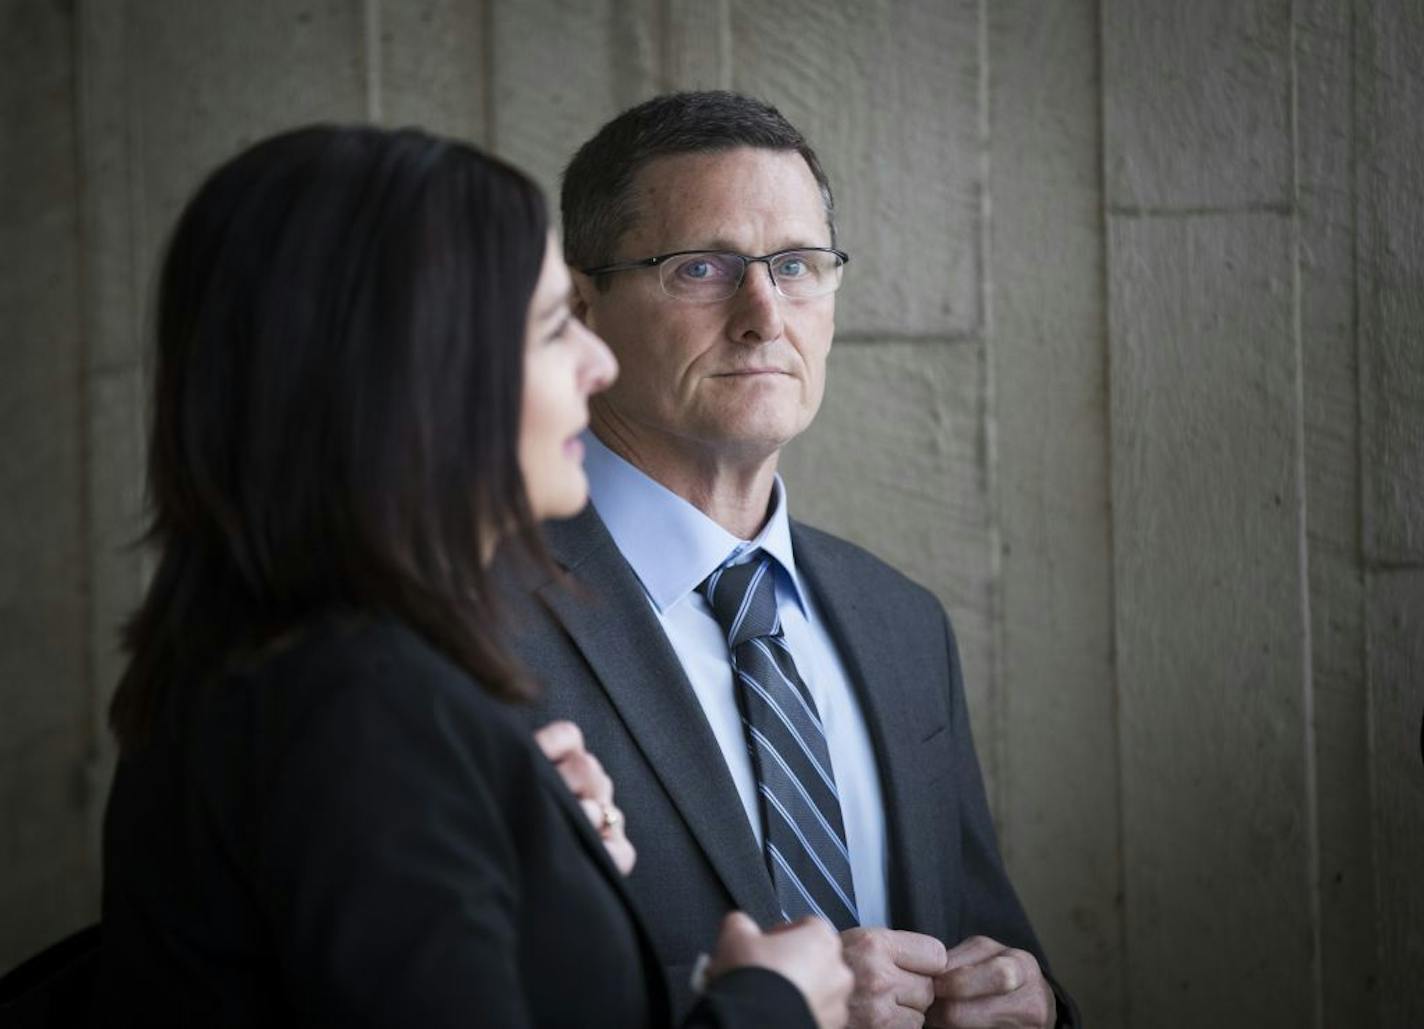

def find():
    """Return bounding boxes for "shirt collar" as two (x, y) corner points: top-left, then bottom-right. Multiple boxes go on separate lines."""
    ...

(582, 431), (807, 615)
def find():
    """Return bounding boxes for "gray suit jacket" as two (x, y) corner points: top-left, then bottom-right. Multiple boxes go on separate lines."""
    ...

(499, 506), (1077, 1024)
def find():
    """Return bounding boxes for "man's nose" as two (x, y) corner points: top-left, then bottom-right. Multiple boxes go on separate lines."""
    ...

(728, 261), (784, 344)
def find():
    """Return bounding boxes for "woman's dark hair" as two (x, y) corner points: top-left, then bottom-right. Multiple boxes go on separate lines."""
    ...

(110, 125), (549, 749)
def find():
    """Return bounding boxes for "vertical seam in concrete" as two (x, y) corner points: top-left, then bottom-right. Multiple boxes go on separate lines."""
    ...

(657, 0), (672, 92)
(363, 0), (383, 124)
(1288, 2), (1326, 1026)
(72, 0), (97, 800)
(1351, 1), (1384, 1021)
(126, 7), (146, 366)
(715, 0), (731, 91)
(482, 0), (497, 151)
(1095, 0), (1132, 1023)
(975, 0), (1006, 831)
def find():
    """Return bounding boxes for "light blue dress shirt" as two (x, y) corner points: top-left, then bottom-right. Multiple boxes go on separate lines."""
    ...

(583, 433), (889, 927)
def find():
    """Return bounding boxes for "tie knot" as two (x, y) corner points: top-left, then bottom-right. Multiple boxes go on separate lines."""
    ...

(699, 554), (781, 648)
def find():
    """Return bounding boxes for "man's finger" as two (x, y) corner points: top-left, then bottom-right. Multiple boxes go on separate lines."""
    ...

(894, 974), (936, 1012)
(938, 953), (1029, 1001)
(929, 976), (1054, 1029)
(842, 927), (941, 1016)
(888, 929), (949, 976)
(941, 935), (1005, 972)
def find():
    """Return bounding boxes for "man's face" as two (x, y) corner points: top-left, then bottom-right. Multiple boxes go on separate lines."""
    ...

(576, 147), (835, 463)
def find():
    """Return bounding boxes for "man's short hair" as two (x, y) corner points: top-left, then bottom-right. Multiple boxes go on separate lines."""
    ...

(560, 91), (836, 273)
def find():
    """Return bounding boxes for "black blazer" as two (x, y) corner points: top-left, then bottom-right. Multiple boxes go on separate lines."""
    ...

(94, 615), (812, 1028)
(498, 508), (1077, 1024)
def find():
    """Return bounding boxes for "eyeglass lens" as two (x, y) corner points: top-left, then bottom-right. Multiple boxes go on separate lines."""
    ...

(659, 250), (843, 300)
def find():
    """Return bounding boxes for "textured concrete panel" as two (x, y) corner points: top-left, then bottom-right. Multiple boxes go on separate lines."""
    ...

(380, 0), (487, 143)
(0, 0), (91, 969)
(127, 0), (367, 293)
(779, 341), (997, 799)
(490, 0), (659, 208)
(1108, 212), (1313, 1027)
(731, 0), (981, 339)
(1358, 0), (1424, 563)
(76, 0), (144, 374)
(1297, 1), (1378, 1024)
(0, 731), (96, 971)
(988, 2), (1122, 1023)
(84, 365), (148, 850)
(0, 0), (86, 751)
(1366, 569), (1424, 1029)
(665, 0), (730, 91)
(1103, 0), (1292, 210)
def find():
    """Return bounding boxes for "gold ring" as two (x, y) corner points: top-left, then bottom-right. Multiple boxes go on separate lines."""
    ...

(599, 803), (623, 836)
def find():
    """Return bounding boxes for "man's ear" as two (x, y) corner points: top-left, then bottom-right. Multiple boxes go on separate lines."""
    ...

(569, 270), (596, 326)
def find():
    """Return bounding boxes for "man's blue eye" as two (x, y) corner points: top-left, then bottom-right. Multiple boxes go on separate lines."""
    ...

(672, 254), (736, 282)
(776, 257), (808, 278)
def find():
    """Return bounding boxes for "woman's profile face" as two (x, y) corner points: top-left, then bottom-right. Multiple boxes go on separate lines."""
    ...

(519, 237), (619, 521)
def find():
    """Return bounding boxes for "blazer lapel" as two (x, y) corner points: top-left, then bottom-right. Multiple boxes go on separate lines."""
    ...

(791, 523), (949, 936)
(529, 749), (674, 1018)
(533, 509), (782, 924)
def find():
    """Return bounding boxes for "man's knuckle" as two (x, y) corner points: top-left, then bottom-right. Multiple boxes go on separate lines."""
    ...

(984, 956), (1013, 992)
(1006, 947), (1038, 972)
(861, 965), (894, 995)
(863, 930), (892, 960)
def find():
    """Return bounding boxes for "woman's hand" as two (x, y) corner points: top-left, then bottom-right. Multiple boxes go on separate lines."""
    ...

(706, 912), (853, 1029)
(533, 720), (636, 876)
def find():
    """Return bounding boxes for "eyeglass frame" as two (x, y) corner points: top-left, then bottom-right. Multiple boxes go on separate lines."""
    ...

(580, 246), (851, 301)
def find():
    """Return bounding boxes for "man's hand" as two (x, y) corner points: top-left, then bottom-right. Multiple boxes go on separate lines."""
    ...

(708, 912), (853, 1029)
(927, 936), (1055, 1029)
(533, 720), (636, 876)
(840, 927), (947, 1028)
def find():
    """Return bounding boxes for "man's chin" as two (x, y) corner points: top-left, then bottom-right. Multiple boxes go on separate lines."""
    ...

(695, 421), (806, 458)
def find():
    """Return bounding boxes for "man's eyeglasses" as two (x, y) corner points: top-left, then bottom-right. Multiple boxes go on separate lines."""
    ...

(581, 247), (850, 302)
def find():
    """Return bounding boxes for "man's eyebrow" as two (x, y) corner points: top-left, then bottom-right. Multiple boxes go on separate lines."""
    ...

(676, 238), (827, 254)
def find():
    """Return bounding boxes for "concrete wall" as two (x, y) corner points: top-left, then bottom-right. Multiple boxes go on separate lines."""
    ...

(2, 1), (1420, 1025)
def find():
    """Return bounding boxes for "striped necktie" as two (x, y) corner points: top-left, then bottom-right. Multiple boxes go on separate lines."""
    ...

(699, 554), (860, 930)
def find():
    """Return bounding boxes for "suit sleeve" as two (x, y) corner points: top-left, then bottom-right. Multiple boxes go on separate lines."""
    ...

(247, 658), (533, 1029)
(939, 611), (1081, 1028)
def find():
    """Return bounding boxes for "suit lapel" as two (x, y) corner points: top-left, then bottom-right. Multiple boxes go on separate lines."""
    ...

(534, 509), (782, 924)
(791, 523), (948, 936)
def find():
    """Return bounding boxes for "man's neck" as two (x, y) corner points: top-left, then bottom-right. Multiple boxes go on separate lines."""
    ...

(590, 418), (780, 541)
